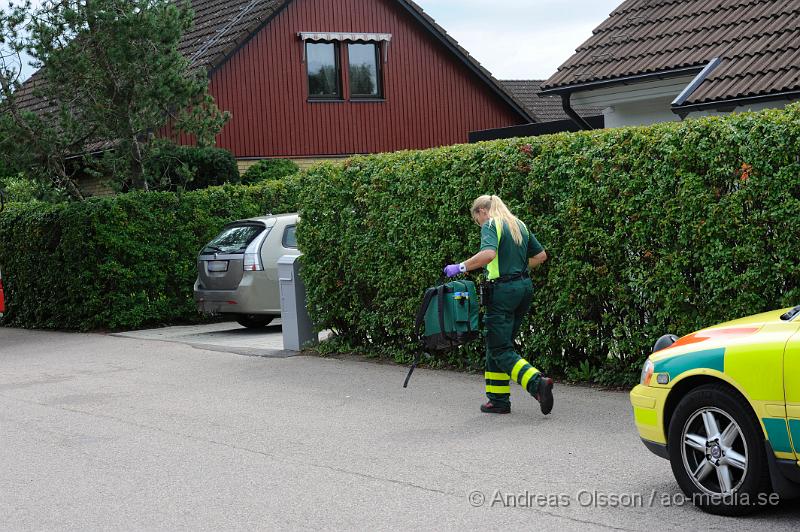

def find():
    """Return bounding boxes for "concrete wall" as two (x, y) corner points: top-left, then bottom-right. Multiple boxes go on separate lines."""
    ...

(602, 96), (799, 128)
(571, 76), (694, 129)
(601, 96), (682, 128)
(78, 175), (115, 198)
(690, 99), (798, 118)
(571, 76), (799, 128)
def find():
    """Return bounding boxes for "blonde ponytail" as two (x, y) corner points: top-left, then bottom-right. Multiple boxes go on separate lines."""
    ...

(471, 195), (524, 245)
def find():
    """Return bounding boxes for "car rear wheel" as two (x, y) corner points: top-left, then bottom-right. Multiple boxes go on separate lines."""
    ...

(235, 314), (274, 328)
(667, 383), (773, 516)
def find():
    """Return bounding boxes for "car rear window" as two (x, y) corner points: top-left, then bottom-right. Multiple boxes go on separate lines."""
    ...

(202, 224), (265, 254)
(283, 225), (297, 249)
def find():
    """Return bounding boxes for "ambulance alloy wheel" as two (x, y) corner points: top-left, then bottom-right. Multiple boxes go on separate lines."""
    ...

(667, 384), (773, 516)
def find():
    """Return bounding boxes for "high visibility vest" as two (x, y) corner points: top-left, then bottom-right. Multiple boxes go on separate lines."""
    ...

(486, 220), (503, 281)
(486, 219), (529, 281)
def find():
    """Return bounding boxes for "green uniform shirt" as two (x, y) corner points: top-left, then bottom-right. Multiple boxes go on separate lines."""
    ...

(480, 219), (544, 279)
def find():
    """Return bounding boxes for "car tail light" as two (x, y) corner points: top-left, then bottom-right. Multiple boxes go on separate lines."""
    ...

(243, 253), (262, 271)
(241, 226), (270, 272)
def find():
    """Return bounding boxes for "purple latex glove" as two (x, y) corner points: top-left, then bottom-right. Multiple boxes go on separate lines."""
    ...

(443, 263), (465, 277)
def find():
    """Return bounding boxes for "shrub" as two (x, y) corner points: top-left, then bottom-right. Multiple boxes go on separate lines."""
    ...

(143, 141), (240, 191)
(0, 174), (70, 204)
(296, 105), (800, 386)
(0, 179), (297, 330)
(241, 158), (300, 185)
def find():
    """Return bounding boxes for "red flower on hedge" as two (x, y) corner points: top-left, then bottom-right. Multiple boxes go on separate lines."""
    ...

(739, 163), (752, 181)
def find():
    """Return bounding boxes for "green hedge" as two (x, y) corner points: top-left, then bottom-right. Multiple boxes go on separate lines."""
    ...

(4, 106), (800, 385)
(240, 158), (300, 185)
(296, 106), (800, 385)
(0, 180), (297, 330)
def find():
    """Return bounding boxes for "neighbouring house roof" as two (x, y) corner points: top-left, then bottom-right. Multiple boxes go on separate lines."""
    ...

(13, 71), (47, 115)
(12, 0), (286, 116)
(542, 0), (800, 110)
(500, 80), (603, 121)
(15, 0), (533, 122)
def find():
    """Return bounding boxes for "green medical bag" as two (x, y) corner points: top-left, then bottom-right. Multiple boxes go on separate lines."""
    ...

(404, 279), (481, 387)
(414, 279), (480, 351)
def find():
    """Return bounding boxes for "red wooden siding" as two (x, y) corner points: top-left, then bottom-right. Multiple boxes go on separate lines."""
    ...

(189, 0), (524, 157)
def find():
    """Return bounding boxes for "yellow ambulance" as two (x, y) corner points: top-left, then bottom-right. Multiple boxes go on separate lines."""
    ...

(631, 306), (800, 515)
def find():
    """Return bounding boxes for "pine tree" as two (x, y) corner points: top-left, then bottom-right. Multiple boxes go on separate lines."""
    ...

(0, 0), (230, 198)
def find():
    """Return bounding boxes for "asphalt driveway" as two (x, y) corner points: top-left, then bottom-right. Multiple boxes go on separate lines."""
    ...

(0, 327), (797, 530)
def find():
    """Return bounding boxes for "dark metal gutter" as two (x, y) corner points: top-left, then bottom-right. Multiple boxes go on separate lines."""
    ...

(561, 93), (594, 130)
(539, 66), (706, 96)
(672, 89), (800, 117)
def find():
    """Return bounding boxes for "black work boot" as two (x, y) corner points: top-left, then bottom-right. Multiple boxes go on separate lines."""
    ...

(480, 401), (511, 414)
(534, 377), (554, 415)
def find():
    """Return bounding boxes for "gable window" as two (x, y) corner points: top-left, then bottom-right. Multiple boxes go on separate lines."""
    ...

(348, 43), (382, 99)
(300, 33), (391, 102)
(306, 42), (341, 99)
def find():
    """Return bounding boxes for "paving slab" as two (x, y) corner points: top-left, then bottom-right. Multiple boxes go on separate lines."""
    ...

(113, 320), (328, 358)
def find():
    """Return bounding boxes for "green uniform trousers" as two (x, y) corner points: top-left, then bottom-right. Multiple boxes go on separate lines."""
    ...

(484, 278), (541, 406)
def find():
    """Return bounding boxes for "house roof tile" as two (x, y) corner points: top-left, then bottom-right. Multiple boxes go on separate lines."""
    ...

(543, 0), (800, 107)
(499, 80), (603, 122)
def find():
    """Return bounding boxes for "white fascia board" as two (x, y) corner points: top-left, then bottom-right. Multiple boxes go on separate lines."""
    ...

(570, 75), (697, 107)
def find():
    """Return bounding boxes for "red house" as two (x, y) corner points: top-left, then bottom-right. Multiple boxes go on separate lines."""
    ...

(176, 0), (533, 171)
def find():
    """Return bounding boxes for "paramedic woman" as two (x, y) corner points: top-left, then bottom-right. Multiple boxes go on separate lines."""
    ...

(443, 195), (553, 415)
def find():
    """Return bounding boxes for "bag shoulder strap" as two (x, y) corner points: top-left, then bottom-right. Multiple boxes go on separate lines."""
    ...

(414, 287), (437, 338)
(437, 284), (451, 341)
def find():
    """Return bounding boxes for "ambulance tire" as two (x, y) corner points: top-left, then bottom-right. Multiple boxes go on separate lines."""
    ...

(668, 383), (773, 516)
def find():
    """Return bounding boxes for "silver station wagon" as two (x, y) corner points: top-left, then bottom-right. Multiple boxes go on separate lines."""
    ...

(194, 213), (300, 328)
